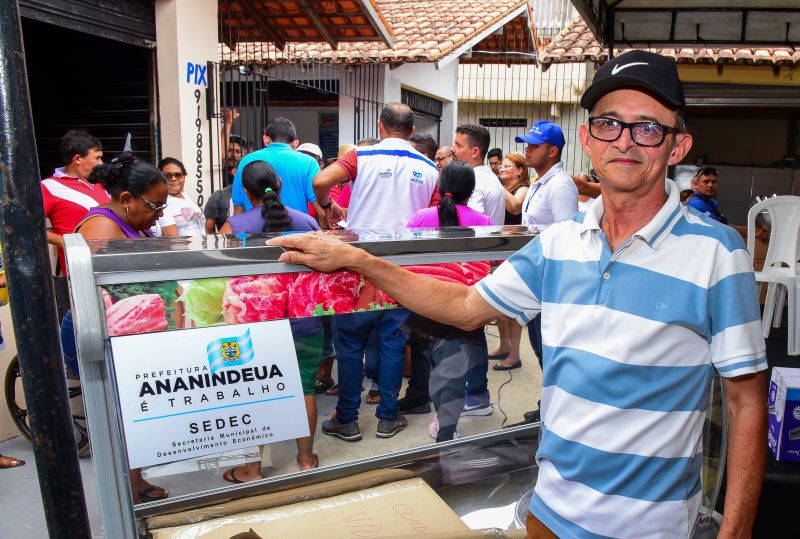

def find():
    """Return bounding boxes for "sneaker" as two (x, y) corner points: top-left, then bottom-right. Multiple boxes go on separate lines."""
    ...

(397, 396), (432, 415)
(376, 415), (408, 439)
(428, 417), (460, 441)
(461, 391), (493, 416)
(321, 418), (362, 442)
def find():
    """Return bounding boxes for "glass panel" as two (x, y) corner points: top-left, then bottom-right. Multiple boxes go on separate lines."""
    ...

(701, 374), (725, 512)
(99, 261), (541, 506)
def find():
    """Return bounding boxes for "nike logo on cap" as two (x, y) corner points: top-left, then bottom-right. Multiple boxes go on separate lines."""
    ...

(611, 62), (649, 75)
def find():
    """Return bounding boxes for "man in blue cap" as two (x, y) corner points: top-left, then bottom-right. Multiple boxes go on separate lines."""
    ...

(515, 121), (578, 230)
(502, 121), (579, 374)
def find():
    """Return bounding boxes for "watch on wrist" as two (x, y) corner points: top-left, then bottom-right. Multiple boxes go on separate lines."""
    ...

(319, 199), (333, 210)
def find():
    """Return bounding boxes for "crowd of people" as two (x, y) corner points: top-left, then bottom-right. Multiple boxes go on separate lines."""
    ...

(28, 50), (770, 537)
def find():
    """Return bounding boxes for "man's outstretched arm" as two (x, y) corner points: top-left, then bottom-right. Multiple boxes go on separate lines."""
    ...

(268, 232), (501, 330)
(718, 372), (767, 539)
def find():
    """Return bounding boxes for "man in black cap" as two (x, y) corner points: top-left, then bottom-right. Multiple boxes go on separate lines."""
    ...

(268, 50), (766, 538)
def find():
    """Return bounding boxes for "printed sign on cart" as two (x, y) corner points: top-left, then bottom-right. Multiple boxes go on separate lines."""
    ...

(110, 320), (308, 468)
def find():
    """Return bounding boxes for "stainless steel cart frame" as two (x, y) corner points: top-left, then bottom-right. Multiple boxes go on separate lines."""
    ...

(64, 227), (538, 537)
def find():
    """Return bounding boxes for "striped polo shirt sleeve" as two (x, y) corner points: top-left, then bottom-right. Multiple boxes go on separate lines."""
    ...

(475, 236), (544, 326)
(674, 214), (768, 378)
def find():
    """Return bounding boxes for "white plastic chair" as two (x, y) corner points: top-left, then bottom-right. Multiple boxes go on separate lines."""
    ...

(746, 196), (800, 356)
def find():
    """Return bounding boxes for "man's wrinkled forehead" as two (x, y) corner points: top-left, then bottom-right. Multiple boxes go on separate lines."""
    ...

(591, 88), (677, 122)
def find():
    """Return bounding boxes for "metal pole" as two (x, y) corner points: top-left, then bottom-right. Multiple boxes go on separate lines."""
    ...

(0, 2), (92, 537)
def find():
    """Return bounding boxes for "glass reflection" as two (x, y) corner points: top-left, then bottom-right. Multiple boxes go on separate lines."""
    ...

(101, 261), (541, 505)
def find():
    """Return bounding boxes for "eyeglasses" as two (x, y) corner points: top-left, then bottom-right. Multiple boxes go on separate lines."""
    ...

(163, 172), (185, 180)
(434, 156), (450, 162)
(134, 193), (168, 212)
(588, 116), (681, 147)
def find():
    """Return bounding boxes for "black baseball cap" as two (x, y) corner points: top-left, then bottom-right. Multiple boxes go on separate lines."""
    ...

(580, 50), (685, 111)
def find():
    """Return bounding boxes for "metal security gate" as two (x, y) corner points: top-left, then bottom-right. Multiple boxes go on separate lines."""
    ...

(20, 15), (156, 178)
(19, 0), (156, 47)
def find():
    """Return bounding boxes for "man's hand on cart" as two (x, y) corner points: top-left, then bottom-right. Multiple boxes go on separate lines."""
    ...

(268, 233), (501, 331)
(268, 232), (362, 273)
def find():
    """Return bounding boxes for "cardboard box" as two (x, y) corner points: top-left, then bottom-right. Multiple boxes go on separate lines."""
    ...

(152, 478), (470, 539)
(768, 367), (800, 462)
(145, 469), (415, 531)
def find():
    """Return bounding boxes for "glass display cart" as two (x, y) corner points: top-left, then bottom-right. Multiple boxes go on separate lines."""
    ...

(63, 226), (724, 538)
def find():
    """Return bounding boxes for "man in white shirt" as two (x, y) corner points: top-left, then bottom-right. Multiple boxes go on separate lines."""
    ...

(452, 124), (505, 226)
(517, 121), (578, 230)
(310, 103), (438, 442)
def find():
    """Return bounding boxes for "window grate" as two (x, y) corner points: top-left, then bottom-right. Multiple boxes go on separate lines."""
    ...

(479, 118), (529, 128)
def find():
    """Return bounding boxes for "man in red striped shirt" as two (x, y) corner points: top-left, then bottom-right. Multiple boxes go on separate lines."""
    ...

(41, 129), (109, 275)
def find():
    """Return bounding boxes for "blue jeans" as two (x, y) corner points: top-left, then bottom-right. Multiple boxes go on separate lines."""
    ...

(334, 309), (410, 423)
(61, 310), (79, 378)
(364, 329), (380, 382)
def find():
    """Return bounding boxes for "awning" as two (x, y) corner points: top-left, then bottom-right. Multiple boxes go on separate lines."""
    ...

(219, 0), (395, 50)
(571, 1), (800, 51)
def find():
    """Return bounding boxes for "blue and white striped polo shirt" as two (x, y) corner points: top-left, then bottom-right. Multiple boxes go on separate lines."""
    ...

(476, 179), (766, 538)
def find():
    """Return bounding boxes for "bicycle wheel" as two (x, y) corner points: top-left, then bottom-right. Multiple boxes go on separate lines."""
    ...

(4, 355), (31, 442)
(4, 355), (91, 456)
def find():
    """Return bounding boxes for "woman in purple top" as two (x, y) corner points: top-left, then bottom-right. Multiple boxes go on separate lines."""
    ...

(221, 161), (319, 236)
(407, 161), (494, 228)
(75, 153), (169, 504)
(219, 161), (324, 483)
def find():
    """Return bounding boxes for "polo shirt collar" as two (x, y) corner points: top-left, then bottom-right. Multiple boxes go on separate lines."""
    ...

(580, 178), (682, 250)
(266, 142), (291, 152)
(53, 167), (78, 179)
(534, 162), (565, 186)
(375, 137), (414, 150)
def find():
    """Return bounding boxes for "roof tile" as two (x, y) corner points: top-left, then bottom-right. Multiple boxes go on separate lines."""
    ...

(221, 0), (527, 65)
(540, 16), (800, 68)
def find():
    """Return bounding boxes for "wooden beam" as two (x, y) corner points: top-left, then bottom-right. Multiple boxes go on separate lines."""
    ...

(238, 0), (286, 50)
(296, 0), (338, 50)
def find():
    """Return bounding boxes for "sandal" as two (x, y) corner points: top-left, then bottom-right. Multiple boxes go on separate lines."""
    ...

(297, 453), (319, 471)
(0, 454), (25, 468)
(493, 361), (522, 371)
(325, 383), (339, 396)
(137, 485), (168, 502)
(313, 377), (334, 394)
(222, 466), (261, 484)
(366, 389), (381, 405)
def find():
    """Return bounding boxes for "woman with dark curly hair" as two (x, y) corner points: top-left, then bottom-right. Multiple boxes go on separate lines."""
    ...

(77, 153), (167, 240)
(76, 153), (169, 503)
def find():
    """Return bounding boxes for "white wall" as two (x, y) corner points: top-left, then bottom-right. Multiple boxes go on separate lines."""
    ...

(384, 61), (459, 145)
(155, 0), (219, 207)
